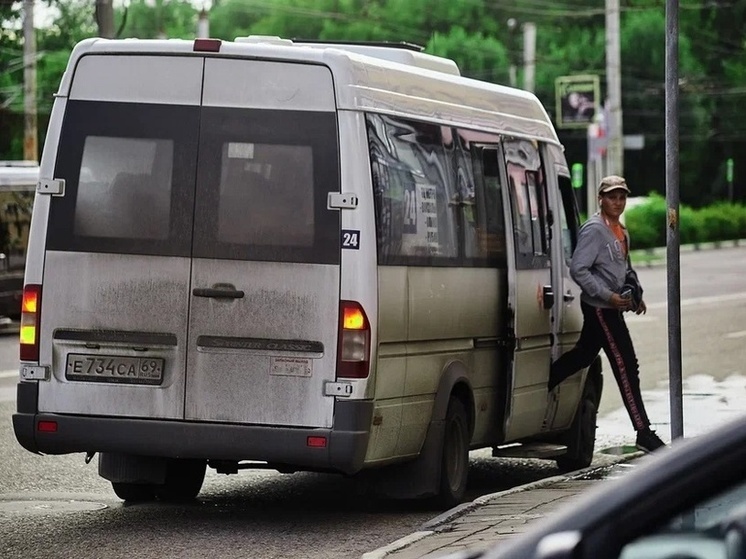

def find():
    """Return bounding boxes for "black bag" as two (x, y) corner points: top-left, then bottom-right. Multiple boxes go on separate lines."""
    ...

(621, 267), (643, 311)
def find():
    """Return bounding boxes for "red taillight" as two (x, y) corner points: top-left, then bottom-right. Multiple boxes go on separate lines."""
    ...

(37, 420), (57, 433)
(193, 38), (221, 52)
(307, 436), (327, 448)
(337, 301), (370, 379)
(20, 284), (41, 362)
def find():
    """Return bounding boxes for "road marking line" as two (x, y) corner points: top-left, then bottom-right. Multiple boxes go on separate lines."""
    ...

(647, 291), (746, 310)
(0, 370), (18, 379)
(726, 331), (746, 339)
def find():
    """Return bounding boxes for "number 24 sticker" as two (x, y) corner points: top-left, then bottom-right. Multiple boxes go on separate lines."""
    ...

(342, 229), (360, 250)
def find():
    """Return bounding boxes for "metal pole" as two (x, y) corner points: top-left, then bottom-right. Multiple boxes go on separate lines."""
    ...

(605, 0), (623, 176)
(522, 22), (536, 93)
(23, 0), (37, 162)
(666, 0), (683, 440)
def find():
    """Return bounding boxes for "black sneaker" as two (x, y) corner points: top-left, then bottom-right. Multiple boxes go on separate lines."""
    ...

(636, 428), (666, 453)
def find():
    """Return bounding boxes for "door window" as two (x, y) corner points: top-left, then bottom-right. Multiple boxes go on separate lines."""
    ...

(503, 138), (550, 269)
(557, 175), (580, 266)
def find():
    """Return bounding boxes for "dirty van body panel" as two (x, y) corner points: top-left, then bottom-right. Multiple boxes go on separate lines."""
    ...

(186, 261), (339, 427)
(188, 60), (341, 428)
(39, 252), (190, 418)
(35, 55), (342, 432)
(39, 96), (200, 418)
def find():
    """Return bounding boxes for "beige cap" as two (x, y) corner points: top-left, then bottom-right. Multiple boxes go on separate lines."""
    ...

(598, 175), (631, 195)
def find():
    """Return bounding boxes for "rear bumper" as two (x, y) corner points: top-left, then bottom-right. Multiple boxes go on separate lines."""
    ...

(12, 383), (373, 475)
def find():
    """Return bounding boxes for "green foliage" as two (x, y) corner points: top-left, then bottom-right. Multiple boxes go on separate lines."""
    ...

(427, 28), (509, 84)
(1, 0), (745, 202)
(626, 194), (746, 249)
(625, 193), (668, 249)
(120, 0), (199, 39)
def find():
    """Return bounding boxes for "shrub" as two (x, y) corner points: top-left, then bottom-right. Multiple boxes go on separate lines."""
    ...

(625, 195), (746, 248)
(625, 193), (666, 249)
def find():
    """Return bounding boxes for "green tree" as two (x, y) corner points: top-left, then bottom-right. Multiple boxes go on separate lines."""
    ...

(0, 0), (28, 158)
(119, 0), (198, 39)
(620, 9), (710, 204)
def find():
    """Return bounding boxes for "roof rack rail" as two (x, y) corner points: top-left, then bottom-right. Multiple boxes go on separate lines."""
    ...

(290, 39), (459, 76)
(291, 39), (424, 52)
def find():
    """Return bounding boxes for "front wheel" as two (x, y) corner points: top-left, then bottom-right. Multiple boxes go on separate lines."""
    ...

(437, 398), (469, 508)
(556, 380), (598, 472)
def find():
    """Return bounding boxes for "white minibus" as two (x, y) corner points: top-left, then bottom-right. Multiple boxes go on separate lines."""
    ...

(13, 36), (601, 507)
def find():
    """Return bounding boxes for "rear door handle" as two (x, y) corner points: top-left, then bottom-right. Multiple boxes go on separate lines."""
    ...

(563, 291), (575, 302)
(193, 284), (244, 299)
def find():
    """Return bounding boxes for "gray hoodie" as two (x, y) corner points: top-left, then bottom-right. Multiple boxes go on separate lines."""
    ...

(570, 213), (631, 309)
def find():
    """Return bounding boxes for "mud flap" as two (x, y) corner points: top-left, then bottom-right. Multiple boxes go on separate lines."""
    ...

(366, 419), (445, 500)
(99, 453), (167, 485)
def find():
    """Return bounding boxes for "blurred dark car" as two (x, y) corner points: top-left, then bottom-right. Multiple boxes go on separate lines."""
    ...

(444, 414), (746, 559)
(0, 161), (37, 324)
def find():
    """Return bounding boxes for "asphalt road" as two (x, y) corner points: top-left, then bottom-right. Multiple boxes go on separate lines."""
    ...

(1, 245), (745, 558)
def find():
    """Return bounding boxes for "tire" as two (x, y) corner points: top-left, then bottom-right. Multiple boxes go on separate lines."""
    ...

(556, 380), (598, 472)
(153, 459), (206, 503)
(437, 398), (469, 508)
(112, 482), (156, 502)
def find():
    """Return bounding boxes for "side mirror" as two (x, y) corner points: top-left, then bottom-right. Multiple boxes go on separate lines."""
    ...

(536, 531), (582, 559)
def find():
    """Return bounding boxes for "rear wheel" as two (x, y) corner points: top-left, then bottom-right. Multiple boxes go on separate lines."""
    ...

(111, 482), (156, 502)
(153, 459), (207, 502)
(437, 397), (469, 508)
(556, 380), (598, 472)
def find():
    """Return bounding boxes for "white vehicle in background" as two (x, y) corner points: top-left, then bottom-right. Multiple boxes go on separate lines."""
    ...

(13, 36), (601, 507)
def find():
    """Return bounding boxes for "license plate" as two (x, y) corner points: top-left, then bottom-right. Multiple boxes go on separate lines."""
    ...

(65, 354), (164, 385)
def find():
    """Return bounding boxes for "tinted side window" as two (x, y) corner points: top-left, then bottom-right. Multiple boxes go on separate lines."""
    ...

(47, 101), (199, 257)
(193, 108), (340, 264)
(503, 138), (550, 270)
(367, 113), (458, 266)
(558, 175), (580, 266)
(456, 130), (507, 267)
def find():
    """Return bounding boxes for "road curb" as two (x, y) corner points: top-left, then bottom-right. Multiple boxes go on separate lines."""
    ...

(362, 450), (641, 559)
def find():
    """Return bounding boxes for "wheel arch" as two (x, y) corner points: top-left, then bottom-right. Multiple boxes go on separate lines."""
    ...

(433, 359), (476, 440)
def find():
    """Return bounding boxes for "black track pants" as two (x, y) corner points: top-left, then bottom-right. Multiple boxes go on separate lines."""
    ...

(550, 301), (651, 431)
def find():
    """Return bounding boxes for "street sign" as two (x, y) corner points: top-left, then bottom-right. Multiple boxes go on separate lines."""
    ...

(555, 75), (600, 129)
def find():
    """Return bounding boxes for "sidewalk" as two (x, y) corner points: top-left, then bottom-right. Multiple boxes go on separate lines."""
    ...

(362, 449), (642, 559)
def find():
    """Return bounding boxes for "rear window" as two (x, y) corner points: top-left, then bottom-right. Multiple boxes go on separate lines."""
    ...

(192, 107), (340, 264)
(74, 136), (173, 241)
(48, 102), (340, 264)
(48, 100), (198, 257)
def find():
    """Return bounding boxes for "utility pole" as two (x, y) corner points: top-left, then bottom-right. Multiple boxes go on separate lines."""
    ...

(605, 0), (623, 176)
(522, 22), (536, 93)
(507, 18), (518, 88)
(95, 0), (116, 38)
(196, 8), (210, 38)
(665, 0), (683, 441)
(22, 0), (37, 162)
